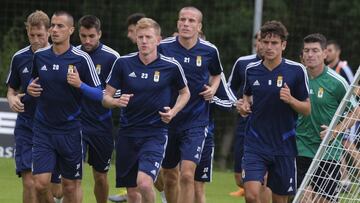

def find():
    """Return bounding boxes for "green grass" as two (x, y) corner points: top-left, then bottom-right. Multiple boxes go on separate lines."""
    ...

(0, 158), (245, 203)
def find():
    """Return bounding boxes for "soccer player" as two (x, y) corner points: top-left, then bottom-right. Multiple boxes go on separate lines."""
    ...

(194, 72), (237, 203)
(159, 6), (222, 203)
(126, 12), (146, 44)
(229, 31), (271, 202)
(103, 17), (190, 203)
(296, 33), (348, 203)
(27, 11), (102, 203)
(77, 15), (120, 203)
(325, 40), (354, 84)
(5, 10), (49, 203)
(239, 20), (310, 203)
(108, 12), (146, 203)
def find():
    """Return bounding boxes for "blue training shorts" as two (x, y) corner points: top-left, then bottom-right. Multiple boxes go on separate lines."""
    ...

(82, 131), (114, 173)
(242, 150), (297, 195)
(14, 117), (33, 176)
(115, 130), (167, 188)
(162, 126), (207, 169)
(233, 117), (247, 173)
(195, 134), (214, 182)
(32, 125), (83, 180)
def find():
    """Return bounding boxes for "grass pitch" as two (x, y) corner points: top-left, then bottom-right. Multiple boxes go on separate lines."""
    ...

(0, 158), (245, 203)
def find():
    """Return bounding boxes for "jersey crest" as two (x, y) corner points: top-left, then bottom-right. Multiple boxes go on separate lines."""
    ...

(154, 71), (160, 82)
(196, 56), (202, 67)
(277, 75), (283, 87)
(96, 64), (101, 75)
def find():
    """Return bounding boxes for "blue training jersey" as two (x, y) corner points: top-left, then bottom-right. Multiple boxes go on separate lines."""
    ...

(228, 54), (262, 98)
(207, 72), (237, 146)
(6, 46), (38, 119)
(31, 45), (101, 132)
(159, 36), (223, 130)
(106, 52), (187, 137)
(77, 43), (120, 134)
(228, 54), (262, 133)
(243, 58), (309, 156)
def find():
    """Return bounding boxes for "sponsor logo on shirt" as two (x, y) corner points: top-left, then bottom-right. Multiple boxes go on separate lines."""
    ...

(40, 65), (47, 71)
(253, 80), (260, 86)
(22, 67), (29, 73)
(128, 72), (137, 78)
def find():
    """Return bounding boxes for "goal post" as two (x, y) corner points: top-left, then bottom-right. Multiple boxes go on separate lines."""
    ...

(293, 66), (360, 203)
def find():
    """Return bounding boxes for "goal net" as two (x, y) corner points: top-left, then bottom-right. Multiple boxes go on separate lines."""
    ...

(293, 67), (360, 203)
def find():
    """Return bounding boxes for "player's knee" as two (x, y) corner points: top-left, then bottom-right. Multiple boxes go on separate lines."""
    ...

(163, 170), (179, 187)
(245, 189), (260, 203)
(137, 180), (153, 194)
(22, 177), (35, 191)
(34, 179), (50, 194)
(180, 171), (194, 185)
(62, 181), (79, 195)
(127, 188), (141, 202)
(94, 173), (108, 186)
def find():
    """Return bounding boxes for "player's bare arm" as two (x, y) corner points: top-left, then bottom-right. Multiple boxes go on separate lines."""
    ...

(103, 84), (133, 108)
(159, 86), (190, 123)
(280, 83), (311, 116)
(7, 87), (25, 112)
(238, 95), (252, 117)
(27, 77), (43, 97)
(199, 74), (221, 101)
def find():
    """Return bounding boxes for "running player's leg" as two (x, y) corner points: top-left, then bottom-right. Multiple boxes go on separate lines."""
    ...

(194, 132), (214, 203)
(56, 130), (83, 203)
(84, 132), (113, 203)
(178, 126), (207, 203)
(14, 120), (38, 203)
(162, 129), (181, 203)
(32, 127), (57, 202)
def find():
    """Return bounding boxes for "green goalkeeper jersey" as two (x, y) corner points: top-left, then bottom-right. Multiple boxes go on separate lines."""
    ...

(296, 66), (348, 160)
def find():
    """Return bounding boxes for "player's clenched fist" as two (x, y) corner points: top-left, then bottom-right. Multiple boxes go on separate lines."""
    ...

(280, 83), (293, 104)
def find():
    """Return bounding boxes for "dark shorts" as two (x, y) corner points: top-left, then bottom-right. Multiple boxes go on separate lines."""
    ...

(14, 117), (33, 176)
(233, 118), (247, 173)
(242, 151), (297, 195)
(32, 126), (83, 180)
(162, 126), (207, 169)
(82, 131), (114, 173)
(195, 134), (214, 182)
(296, 156), (312, 188)
(311, 160), (341, 200)
(115, 132), (167, 188)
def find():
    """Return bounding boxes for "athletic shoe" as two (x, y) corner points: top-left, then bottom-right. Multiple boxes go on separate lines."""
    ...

(229, 187), (245, 197)
(108, 189), (127, 202)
